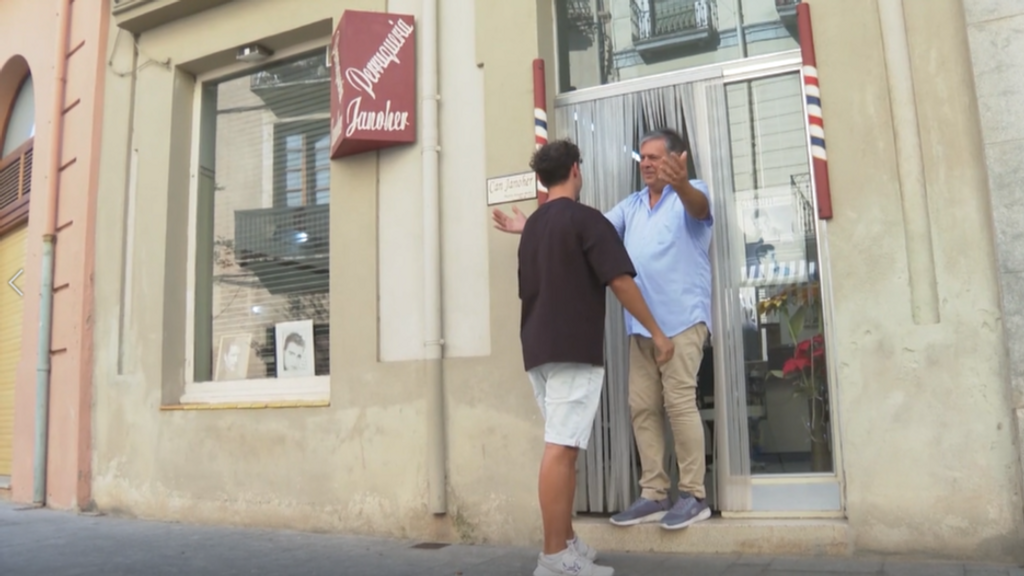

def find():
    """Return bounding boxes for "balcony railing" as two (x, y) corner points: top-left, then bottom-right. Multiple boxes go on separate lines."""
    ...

(234, 204), (329, 295)
(249, 53), (331, 118)
(631, 0), (717, 56)
(250, 55), (330, 91)
(775, 0), (800, 21)
(790, 173), (815, 239)
(563, 0), (598, 35)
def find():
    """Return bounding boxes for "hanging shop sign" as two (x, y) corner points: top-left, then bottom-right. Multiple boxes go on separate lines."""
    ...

(330, 10), (417, 158)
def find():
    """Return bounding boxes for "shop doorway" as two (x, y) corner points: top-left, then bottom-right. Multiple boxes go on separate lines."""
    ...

(556, 51), (843, 517)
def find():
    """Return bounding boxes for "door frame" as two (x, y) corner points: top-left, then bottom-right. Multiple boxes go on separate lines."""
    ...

(552, 49), (847, 517)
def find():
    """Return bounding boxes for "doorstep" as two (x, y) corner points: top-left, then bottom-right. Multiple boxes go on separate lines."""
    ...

(573, 516), (851, 556)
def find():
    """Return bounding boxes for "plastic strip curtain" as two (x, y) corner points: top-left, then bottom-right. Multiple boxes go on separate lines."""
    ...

(556, 94), (642, 513)
(555, 82), (723, 513)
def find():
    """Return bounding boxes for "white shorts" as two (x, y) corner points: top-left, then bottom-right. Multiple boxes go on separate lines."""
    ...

(527, 362), (605, 450)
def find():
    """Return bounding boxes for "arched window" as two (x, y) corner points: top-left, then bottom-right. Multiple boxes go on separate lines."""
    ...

(2, 74), (34, 158)
(0, 73), (34, 227)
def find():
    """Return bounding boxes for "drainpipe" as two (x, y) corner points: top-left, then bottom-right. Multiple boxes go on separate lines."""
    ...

(34, 0), (72, 505)
(421, 0), (446, 514)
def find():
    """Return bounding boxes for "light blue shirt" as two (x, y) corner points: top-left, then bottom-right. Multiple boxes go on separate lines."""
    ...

(604, 179), (713, 339)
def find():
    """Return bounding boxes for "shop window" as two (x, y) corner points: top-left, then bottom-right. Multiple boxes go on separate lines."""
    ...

(0, 74), (34, 234)
(190, 50), (331, 395)
(555, 0), (801, 93)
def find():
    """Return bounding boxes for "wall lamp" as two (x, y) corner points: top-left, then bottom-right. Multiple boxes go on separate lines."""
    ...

(236, 44), (273, 62)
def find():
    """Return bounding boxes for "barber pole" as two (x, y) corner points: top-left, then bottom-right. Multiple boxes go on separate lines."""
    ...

(533, 59), (549, 205)
(797, 3), (833, 220)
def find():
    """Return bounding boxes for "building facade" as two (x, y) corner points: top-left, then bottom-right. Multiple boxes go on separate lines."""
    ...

(86, 0), (1024, 563)
(0, 0), (107, 509)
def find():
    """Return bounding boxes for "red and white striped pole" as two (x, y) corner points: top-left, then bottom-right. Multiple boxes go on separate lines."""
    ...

(533, 58), (549, 205)
(797, 3), (833, 220)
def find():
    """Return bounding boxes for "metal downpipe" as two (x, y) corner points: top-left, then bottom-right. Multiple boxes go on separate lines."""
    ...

(33, 0), (72, 505)
(421, 0), (446, 514)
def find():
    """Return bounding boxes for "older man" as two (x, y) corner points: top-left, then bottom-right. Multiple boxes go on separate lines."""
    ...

(492, 128), (714, 531)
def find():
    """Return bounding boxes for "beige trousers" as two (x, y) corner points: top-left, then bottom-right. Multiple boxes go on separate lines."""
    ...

(628, 323), (708, 501)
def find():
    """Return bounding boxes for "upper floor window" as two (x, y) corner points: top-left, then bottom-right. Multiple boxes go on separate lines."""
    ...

(192, 50), (331, 386)
(276, 121), (330, 207)
(2, 74), (34, 158)
(555, 0), (801, 92)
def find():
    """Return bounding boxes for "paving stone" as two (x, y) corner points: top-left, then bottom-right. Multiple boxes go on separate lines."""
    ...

(769, 556), (883, 573)
(885, 560), (965, 576)
(0, 501), (1020, 576)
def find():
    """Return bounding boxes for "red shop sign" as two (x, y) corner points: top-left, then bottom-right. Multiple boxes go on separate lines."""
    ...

(330, 10), (417, 158)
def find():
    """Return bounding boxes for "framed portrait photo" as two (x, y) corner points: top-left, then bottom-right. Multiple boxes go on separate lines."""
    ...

(275, 319), (316, 378)
(215, 333), (252, 382)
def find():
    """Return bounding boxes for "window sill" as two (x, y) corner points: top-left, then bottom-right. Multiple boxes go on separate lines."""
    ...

(175, 375), (330, 408)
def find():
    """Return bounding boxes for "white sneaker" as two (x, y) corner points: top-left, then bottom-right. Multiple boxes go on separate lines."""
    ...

(569, 535), (598, 561)
(533, 548), (614, 576)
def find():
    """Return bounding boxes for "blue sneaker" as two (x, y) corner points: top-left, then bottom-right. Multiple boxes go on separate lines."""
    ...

(660, 495), (712, 530)
(609, 497), (670, 526)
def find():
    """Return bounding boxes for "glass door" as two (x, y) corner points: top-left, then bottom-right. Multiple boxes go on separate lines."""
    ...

(553, 52), (843, 517)
(705, 69), (842, 514)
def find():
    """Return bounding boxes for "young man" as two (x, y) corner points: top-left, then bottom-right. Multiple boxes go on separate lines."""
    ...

(518, 139), (675, 576)
(496, 128), (715, 531)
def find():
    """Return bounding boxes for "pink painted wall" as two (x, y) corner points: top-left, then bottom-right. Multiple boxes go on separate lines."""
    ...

(0, 0), (106, 510)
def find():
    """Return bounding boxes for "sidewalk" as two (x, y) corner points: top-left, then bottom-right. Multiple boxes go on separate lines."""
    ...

(1, 500), (1021, 576)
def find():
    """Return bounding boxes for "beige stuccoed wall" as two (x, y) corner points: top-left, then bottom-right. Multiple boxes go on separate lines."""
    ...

(804, 0), (1023, 561)
(961, 0), (1024, 555)
(93, 0), (428, 536)
(92, 0), (552, 545)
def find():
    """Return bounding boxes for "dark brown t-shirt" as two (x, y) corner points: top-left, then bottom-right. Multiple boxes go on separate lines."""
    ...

(518, 198), (637, 371)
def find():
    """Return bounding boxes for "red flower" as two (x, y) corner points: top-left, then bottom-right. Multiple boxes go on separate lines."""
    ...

(795, 334), (825, 359)
(783, 356), (812, 375)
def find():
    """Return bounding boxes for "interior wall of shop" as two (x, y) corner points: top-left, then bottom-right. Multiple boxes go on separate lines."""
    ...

(91, 0), (554, 544)
(961, 0), (1024, 556)
(1, 0), (105, 510)
(803, 0), (1023, 562)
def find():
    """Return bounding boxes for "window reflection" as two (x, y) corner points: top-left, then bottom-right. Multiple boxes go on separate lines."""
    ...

(556, 0), (801, 93)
